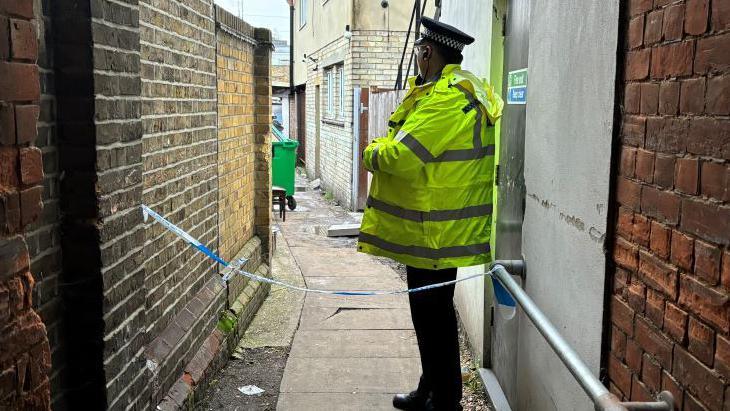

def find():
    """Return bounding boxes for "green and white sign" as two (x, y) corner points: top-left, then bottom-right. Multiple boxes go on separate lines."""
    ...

(507, 68), (528, 105)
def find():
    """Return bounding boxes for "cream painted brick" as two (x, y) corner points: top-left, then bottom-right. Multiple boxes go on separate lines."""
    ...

(300, 31), (410, 208)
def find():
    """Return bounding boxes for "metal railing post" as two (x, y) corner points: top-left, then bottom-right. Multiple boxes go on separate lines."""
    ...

(490, 263), (674, 411)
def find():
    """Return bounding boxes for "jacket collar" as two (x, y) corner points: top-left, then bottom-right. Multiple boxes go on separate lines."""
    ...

(407, 64), (461, 89)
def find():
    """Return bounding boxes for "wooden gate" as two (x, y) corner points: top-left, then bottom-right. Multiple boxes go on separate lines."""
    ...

(364, 88), (407, 195)
(368, 89), (406, 142)
(353, 88), (370, 210)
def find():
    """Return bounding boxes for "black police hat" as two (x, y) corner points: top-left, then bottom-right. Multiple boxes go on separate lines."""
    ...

(415, 17), (475, 52)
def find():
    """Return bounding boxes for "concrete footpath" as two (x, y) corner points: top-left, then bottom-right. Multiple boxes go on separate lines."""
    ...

(199, 174), (493, 410)
(276, 186), (421, 410)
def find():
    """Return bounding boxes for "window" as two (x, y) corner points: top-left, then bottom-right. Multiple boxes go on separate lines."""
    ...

(323, 64), (344, 122)
(326, 68), (334, 115)
(339, 66), (345, 116)
(299, 0), (307, 28)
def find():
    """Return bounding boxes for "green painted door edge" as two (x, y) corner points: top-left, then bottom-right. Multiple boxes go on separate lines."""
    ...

(489, 0), (507, 264)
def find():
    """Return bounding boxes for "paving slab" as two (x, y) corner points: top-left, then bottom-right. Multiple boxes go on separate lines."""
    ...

(277, 393), (397, 411)
(289, 246), (374, 264)
(304, 292), (409, 308)
(279, 357), (420, 394)
(301, 276), (408, 308)
(276, 210), (312, 221)
(298, 306), (413, 330)
(327, 223), (361, 237)
(288, 329), (419, 359)
(297, 261), (393, 278)
(305, 275), (405, 291)
(278, 229), (355, 248)
(290, 248), (395, 278)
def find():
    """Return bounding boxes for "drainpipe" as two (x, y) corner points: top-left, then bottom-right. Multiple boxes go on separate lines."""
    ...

(289, 2), (294, 94)
(413, 0), (421, 76)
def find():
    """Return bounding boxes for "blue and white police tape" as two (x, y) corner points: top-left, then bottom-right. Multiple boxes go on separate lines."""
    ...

(141, 205), (518, 310)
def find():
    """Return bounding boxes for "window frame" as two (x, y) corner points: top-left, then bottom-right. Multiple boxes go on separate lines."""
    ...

(299, 0), (307, 29)
(339, 65), (345, 117)
(326, 69), (334, 116)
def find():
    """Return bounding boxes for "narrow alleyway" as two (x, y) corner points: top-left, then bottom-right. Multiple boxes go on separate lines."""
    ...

(199, 172), (493, 410)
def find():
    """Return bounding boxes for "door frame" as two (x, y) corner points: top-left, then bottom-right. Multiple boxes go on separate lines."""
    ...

(296, 87), (306, 165)
(314, 85), (321, 178)
(351, 87), (370, 211)
(489, 0), (530, 406)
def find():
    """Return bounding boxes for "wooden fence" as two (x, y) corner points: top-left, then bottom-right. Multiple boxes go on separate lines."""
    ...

(363, 89), (406, 194)
(368, 89), (406, 142)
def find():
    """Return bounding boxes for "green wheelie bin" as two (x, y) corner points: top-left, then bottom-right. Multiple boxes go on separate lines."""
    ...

(271, 128), (299, 210)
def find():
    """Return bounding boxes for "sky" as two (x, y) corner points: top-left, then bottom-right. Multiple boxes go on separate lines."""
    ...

(215, 0), (291, 41)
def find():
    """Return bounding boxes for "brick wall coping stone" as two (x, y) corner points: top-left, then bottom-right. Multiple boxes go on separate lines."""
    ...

(215, 5), (257, 45)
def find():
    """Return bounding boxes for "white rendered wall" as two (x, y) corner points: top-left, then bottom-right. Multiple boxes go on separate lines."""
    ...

(439, 0), (495, 366)
(516, 1), (619, 409)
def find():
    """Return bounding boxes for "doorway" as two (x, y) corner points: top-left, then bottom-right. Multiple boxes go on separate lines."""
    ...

(296, 87), (306, 165)
(314, 85), (321, 178)
(491, 0), (530, 406)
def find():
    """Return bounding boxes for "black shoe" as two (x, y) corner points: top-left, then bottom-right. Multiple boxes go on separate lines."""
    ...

(392, 391), (428, 410)
(424, 398), (463, 411)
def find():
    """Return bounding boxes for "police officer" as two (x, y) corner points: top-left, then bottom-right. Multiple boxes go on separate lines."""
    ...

(358, 17), (503, 411)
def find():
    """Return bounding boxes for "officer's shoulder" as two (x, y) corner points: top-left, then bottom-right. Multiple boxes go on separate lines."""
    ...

(430, 83), (465, 105)
(433, 75), (476, 99)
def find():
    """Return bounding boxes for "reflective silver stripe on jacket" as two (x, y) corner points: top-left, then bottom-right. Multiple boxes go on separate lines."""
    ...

(452, 83), (483, 149)
(359, 232), (490, 259)
(396, 83), (493, 164)
(433, 145), (495, 161)
(399, 133), (496, 163)
(371, 145), (380, 171)
(367, 197), (492, 222)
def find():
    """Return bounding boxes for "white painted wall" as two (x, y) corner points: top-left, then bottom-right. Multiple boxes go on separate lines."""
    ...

(439, 0), (495, 366)
(440, 3), (494, 78)
(516, 1), (618, 410)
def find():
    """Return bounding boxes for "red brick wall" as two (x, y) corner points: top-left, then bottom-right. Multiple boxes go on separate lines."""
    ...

(0, 0), (52, 408)
(609, 0), (729, 409)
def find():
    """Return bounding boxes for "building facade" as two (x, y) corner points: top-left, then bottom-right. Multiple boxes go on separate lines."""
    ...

(290, 0), (434, 209)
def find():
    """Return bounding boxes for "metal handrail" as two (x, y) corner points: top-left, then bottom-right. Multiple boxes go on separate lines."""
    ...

(490, 262), (674, 411)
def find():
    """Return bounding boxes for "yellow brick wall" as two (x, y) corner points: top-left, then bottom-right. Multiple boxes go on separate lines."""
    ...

(272, 64), (289, 84)
(217, 33), (257, 262)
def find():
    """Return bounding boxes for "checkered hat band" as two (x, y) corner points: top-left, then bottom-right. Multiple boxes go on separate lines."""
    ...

(422, 28), (465, 51)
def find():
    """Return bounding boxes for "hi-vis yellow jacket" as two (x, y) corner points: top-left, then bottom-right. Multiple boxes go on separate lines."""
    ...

(358, 64), (504, 270)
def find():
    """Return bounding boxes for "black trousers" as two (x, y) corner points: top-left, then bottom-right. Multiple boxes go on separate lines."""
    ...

(406, 266), (461, 410)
